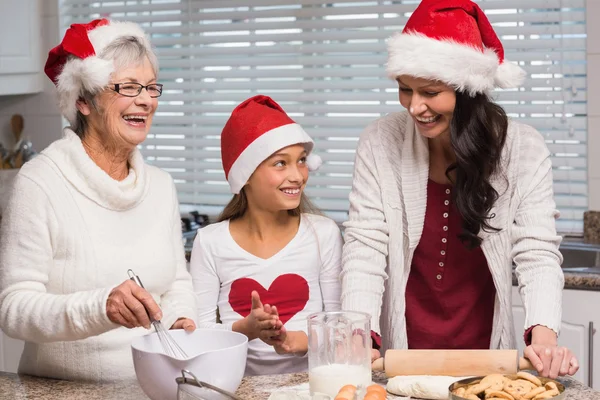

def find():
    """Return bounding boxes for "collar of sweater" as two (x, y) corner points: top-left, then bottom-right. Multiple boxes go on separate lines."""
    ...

(42, 128), (150, 211)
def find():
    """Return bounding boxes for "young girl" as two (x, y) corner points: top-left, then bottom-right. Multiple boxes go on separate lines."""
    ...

(190, 95), (342, 376)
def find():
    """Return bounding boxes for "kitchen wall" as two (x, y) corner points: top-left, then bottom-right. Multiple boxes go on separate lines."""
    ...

(0, 0), (598, 209)
(0, 0), (62, 155)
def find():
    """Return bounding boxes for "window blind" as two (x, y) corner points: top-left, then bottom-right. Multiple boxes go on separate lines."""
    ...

(61, 0), (588, 234)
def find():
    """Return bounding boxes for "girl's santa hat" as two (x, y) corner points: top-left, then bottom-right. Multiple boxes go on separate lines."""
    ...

(44, 19), (153, 124)
(386, 0), (526, 95)
(221, 95), (322, 194)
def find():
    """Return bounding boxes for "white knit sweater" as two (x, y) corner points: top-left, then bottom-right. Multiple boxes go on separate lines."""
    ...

(341, 112), (564, 351)
(0, 129), (197, 382)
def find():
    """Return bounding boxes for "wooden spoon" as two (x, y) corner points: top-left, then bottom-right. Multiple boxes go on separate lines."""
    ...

(10, 114), (24, 168)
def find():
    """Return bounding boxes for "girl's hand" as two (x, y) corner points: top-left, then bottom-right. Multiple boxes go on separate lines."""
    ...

(524, 325), (579, 378)
(233, 291), (281, 340)
(260, 304), (306, 355)
(170, 318), (196, 332)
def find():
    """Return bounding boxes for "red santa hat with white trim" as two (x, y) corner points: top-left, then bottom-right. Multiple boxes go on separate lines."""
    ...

(44, 19), (153, 125)
(221, 95), (322, 194)
(386, 0), (526, 95)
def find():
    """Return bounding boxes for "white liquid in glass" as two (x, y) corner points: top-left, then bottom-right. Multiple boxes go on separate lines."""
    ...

(309, 364), (372, 397)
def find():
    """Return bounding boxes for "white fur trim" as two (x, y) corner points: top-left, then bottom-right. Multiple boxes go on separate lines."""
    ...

(57, 57), (114, 124)
(56, 21), (153, 124)
(386, 32), (524, 95)
(88, 21), (152, 57)
(306, 154), (322, 171)
(494, 59), (526, 88)
(227, 123), (315, 194)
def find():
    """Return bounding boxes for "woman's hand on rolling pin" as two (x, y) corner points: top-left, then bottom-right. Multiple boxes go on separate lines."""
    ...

(106, 279), (162, 329)
(170, 318), (196, 332)
(371, 349), (381, 364)
(524, 325), (579, 378)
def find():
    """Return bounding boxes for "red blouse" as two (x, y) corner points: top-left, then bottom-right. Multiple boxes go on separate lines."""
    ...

(404, 179), (496, 349)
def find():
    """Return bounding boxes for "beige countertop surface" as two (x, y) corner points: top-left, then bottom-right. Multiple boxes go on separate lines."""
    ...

(1, 370), (598, 400)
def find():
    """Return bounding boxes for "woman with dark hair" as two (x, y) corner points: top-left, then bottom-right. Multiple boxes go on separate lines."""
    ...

(341, 0), (578, 379)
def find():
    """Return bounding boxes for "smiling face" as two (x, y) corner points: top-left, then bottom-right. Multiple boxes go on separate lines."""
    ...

(77, 57), (158, 151)
(397, 75), (456, 139)
(244, 144), (309, 213)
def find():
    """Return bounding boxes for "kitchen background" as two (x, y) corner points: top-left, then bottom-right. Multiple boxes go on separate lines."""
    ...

(0, 0), (599, 390)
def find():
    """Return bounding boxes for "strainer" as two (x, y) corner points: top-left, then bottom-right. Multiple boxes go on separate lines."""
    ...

(176, 369), (243, 400)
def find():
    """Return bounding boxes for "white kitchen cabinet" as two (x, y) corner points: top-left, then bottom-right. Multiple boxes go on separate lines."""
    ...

(0, 330), (24, 373)
(0, 0), (43, 95)
(512, 286), (600, 389)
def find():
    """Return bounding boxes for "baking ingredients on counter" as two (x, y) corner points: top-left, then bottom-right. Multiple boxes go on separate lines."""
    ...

(332, 383), (387, 400)
(308, 312), (372, 397)
(363, 384), (387, 400)
(386, 375), (470, 400)
(334, 384), (356, 400)
(309, 364), (371, 398)
(450, 372), (564, 400)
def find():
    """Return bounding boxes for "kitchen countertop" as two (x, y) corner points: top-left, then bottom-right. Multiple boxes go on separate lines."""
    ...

(1, 371), (598, 400)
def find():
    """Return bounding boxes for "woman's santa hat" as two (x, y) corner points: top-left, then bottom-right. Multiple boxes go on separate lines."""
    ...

(386, 0), (526, 95)
(221, 95), (322, 194)
(44, 19), (153, 125)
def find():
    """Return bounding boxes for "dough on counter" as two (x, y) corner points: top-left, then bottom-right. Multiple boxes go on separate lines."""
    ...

(386, 375), (470, 400)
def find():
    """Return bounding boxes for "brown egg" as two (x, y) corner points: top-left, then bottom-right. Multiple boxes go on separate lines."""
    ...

(363, 392), (386, 400)
(366, 384), (387, 396)
(339, 385), (357, 393)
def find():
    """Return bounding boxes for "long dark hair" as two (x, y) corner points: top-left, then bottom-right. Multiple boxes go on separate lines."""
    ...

(447, 91), (508, 248)
(217, 188), (321, 222)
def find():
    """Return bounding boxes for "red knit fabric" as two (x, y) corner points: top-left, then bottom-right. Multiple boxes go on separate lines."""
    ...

(402, 0), (506, 63)
(44, 19), (109, 84)
(220, 95), (296, 179)
(405, 179), (496, 349)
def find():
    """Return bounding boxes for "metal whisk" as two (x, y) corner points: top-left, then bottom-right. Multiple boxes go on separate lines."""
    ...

(128, 269), (189, 359)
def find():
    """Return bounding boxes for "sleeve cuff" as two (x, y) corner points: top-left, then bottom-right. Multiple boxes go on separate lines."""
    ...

(524, 325), (538, 346)
(371, 330), (381, 350)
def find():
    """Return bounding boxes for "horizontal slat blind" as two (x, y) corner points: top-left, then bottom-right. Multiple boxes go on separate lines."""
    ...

(62, 0), (588, 233)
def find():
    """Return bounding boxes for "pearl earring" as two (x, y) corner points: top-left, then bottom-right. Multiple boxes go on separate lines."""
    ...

(410, 107), (414, 114)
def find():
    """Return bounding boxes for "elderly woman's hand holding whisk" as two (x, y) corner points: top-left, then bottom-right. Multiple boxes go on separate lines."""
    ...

(107, 279), (196, 332)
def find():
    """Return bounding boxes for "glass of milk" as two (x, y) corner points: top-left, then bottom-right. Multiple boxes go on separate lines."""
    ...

(308, 311), (372, 397)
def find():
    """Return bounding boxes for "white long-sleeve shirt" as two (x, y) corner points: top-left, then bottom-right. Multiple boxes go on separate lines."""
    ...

(0, 128), (197, 381)
(190, 213), (342, 376)
(342, 112), (564, 351)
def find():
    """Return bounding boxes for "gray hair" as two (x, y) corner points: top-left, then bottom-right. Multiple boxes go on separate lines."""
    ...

(72, 36), (159, 138)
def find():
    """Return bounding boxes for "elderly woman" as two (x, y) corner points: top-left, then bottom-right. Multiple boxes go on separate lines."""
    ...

(0, 19), (196, 382)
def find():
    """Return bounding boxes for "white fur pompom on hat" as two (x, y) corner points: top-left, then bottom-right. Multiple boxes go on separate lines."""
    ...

(44, 19), (153, 125)
(385, 0), (526, 95)
(306, 154), (323, 171)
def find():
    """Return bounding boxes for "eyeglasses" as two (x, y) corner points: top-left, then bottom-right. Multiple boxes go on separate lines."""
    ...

(109, 82), (163, 98)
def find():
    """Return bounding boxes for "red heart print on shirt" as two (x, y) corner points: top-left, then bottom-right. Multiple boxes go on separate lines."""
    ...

(229, 274), (309, 325)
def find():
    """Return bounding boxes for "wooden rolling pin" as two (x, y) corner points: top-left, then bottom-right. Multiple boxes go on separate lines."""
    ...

(372, 349), (535, 377)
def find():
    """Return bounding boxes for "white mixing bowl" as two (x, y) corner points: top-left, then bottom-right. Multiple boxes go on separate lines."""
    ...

(131, 329), (248, 400)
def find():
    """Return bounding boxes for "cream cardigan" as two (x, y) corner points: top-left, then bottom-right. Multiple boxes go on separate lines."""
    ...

(341, 111), (564, 351)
